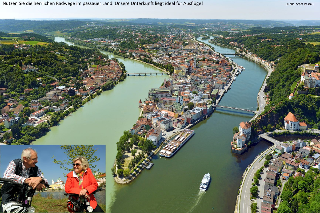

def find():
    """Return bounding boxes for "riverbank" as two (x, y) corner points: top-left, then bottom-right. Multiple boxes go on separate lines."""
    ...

(131, 58), (169, 74)
(235, 144), (275, 213)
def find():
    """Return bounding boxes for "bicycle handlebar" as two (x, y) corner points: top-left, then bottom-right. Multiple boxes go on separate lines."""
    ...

(0, 177), (50, 188)
(64, 187), (103, 196)
(0, 177), (26, 185)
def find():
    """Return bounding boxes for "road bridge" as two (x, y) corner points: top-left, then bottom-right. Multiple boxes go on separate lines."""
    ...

(127, 73), (167, 76)
(220, 53), (241, 56)
(215, 105), (257, 113)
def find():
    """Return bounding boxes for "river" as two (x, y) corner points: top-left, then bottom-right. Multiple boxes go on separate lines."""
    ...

(36, 37), (271, 213)
(35, 37), (167, 211)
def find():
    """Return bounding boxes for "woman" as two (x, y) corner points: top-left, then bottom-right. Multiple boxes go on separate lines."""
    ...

(65, 156), (104, 212)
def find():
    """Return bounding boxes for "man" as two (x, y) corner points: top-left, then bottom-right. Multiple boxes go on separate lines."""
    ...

(1, 148), (48, 212)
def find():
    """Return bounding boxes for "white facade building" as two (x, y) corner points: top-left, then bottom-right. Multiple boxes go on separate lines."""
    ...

(284, 112), (300, 131)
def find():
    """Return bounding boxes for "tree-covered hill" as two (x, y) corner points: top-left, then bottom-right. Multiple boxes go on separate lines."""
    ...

(213, 26), (320, 62)
(266, 44), (320, 103)
(278, 168), (320, 213)
(0, 42), (108, 106)
(0, 19), (88, 34)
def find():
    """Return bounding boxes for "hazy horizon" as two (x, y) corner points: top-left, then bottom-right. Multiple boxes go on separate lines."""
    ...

(0, 0), (318, 20)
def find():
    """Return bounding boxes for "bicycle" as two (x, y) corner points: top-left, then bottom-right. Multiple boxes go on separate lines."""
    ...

(65, 188), (102, 213)
(0, 177), (49, 213)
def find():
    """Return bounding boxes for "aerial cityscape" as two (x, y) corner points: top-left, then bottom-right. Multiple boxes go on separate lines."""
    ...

(0, 1), (320, 213)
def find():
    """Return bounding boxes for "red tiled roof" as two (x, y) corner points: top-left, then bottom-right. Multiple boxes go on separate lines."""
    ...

(299, 122), (307, 127)
(284, 112), (298, 122)
(240, 122), (251, 129)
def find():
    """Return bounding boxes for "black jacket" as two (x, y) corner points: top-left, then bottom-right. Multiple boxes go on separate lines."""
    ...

(1, 159), (39, 205)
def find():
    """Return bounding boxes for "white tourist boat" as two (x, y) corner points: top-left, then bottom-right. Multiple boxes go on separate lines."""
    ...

(199, 173), (211, 191)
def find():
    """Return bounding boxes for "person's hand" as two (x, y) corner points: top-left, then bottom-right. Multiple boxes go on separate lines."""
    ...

(79, 189), (87, 196)
(25, 177), (42, 189)
(36, 183), (45, 191)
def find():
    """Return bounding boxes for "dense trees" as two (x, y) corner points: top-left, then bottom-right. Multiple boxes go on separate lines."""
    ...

(250, 186), (258, 199)
(279, 168), (320, 212)
(7, 122), (50, 145)
(266, 46), (320, 105)
(53, 145), (101, 174)
(115, 130), (155, 175)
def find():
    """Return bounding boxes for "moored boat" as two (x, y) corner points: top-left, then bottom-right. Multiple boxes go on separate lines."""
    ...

(159, 129), (195, 158)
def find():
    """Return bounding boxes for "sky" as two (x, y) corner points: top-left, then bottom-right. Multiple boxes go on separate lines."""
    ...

(0, 0), (319, 20)
(0, 145), (106, 183)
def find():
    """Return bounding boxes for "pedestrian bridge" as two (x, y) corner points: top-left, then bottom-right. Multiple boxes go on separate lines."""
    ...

(259, 133), (281, 146)
(215, 105), (257, 113)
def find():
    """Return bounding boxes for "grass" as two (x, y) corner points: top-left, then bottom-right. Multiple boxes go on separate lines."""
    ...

(0, 40), (17, 44)
(0, 40), (48, 45)
(99, 204), (107, 212)
(31, 193), (68, 213)
(23, 41), (48, 45)
(32, 193), (106, 212)
(305, 42), (320, 46)
(52, 31), (67, 36)
(1, 37), (19, 39)
(123, 148), (142, 169)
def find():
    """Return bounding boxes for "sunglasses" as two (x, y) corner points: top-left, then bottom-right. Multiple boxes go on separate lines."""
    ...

(73, 163), (81, 167)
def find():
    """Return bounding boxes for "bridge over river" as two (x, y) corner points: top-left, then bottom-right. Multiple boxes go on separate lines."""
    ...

(215, 105), (257, 113)
(127, 72), (168, 76)
(220, 53), (241, 56)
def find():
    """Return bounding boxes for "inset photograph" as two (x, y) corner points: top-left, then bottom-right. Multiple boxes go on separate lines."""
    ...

(0, 145), (106, 213)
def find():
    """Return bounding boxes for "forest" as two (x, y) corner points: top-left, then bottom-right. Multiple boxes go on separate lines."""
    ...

(278, 168), (320, 213)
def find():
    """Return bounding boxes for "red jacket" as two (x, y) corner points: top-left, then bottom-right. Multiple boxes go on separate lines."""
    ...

(65, 168), (98, 209)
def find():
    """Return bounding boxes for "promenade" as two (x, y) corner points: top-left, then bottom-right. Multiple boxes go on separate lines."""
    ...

(236, 145), (275, 213)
